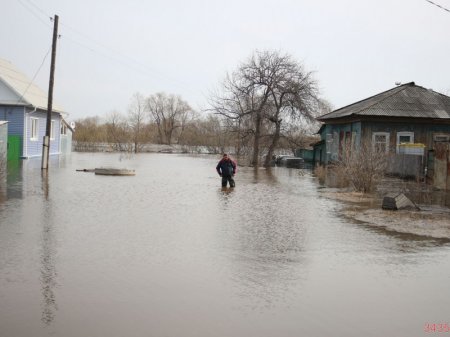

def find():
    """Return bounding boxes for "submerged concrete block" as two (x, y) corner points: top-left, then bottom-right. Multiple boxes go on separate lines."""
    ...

(382, 193), (419, 211)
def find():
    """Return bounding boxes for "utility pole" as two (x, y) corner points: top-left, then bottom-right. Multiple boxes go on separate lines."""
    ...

(42, 14), (59, 170)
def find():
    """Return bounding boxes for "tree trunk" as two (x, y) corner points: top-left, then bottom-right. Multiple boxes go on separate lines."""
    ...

(251, 113), (262, 167)
(264, 119), (281, 167)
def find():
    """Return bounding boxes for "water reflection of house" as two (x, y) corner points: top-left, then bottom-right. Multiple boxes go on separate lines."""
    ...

(0, 58), (73, 160)
(0, 121), (7, 201)
(313, 82), (450, 190)
(0, 121), (7, 160)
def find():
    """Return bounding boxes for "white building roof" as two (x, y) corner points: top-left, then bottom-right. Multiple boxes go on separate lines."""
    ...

(0, 58), (65, 113)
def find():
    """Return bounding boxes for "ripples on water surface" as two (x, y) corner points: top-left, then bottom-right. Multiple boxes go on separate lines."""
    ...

(0, 153), (449, 337)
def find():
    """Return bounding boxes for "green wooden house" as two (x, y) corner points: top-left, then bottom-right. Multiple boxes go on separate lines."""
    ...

(313, 82), (450, 189)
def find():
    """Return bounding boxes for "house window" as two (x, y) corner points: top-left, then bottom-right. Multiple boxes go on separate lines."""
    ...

(61, 123), (67, 135)
(372, 132), (390, 153)
(30, 118), (39, 141)
(50, 120), (55, 140)
(433, 134), (449, 142)
(326, 133), (332, 154)
(396, 131), (414, 153)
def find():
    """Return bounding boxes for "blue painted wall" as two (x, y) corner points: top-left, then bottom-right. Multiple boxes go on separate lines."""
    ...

(0, 106), (24, 136)
(24, 108), (61, 158)
(0, 105), (62, 158)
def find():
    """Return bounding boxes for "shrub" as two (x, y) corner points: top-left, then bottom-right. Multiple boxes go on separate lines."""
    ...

(333, 140), (388, 193)
(313, 164), (327, 183)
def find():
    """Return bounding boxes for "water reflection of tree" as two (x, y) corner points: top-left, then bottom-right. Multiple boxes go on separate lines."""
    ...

(252, 167), (278, 185)
(232, 198), (308, 308)
(219, 168), (308, 309)
(40, 171), (58, 325)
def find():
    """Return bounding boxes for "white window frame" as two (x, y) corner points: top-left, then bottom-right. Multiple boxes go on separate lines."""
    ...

(30, 118), (39, 141)
(372, 132), (390, 153)
(433, 134), (449, 142)
(61, 123), (67, 135)
(326, 133), (332, 154)
(50, 120), (55, 140)
(396, 131), (414, 153)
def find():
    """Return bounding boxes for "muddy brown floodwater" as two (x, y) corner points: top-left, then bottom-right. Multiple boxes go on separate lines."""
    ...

(1, 153), (449, 337)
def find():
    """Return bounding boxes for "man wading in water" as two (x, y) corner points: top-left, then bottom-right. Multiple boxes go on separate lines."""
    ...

(216, 153), (237, 187)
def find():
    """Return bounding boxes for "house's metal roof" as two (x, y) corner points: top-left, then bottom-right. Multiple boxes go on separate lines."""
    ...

(317, 82), (450, 121)
(0, 58), (65, 113)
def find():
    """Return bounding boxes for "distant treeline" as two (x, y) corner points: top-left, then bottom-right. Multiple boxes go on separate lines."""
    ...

(73, 50), (328, 166)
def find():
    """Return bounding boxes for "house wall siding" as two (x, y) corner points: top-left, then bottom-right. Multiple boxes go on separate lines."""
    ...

(0, 106), (24, 135)
(318, 119), (450, 187)
(317, 120), (450, 163)
(60, 131), (73, 155)
(361, 122), (450, 152)
(320, 122), (362, 162)
(24, 109), (61, 158)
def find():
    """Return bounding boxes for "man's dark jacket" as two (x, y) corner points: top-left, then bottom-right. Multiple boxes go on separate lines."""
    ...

(216, 159), (237, 177)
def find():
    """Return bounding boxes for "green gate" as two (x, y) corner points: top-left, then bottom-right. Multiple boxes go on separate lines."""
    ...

(7, 135), (21, 161)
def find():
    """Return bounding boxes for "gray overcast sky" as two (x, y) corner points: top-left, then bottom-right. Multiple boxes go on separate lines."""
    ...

(1, 0), (450, 120)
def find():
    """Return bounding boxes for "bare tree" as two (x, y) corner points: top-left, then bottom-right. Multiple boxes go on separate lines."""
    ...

(177, 108), (199, 145)
(128, 92), (148, 153)
(73, 116), (108, 151)
(147, 93), (193, 145)
(280, 98), (332, 153)
(210, 50), (320, 167)
(73, 116), (107, 143)
(105, 110), (132, 152)
(209, 72), (270, 165)
(251, 51), (319, 166)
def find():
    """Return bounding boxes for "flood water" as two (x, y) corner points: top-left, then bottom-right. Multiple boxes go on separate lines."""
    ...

(1, 153), (449, 337)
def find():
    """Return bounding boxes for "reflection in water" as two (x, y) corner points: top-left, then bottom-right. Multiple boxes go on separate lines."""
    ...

(250, 167), (279, 185)
(261, 167), (278, 185)
(218, 168), (308, 309)
(5, 159), (22, 200)
(220, 186), (234, 194)
(219, 187), (234, 206)
(41, 170), (49, 201)
(0, 159), (5, 203)
(39, 171), (57, 326)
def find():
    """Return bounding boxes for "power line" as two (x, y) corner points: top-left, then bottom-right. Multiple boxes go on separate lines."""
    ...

(424, 0), (450, 12)
(14, 1), (201, 101)
(16, 46), (53, 105)
(58, 22), (196, 94)
(15, 0), (197, 97)
(22, 0), (52, 19)
(16, 0), (52, 28)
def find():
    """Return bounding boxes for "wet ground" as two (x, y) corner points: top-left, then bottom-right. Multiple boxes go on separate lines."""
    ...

(0, 153), (449, 337)
(319, 176), (450, 239)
